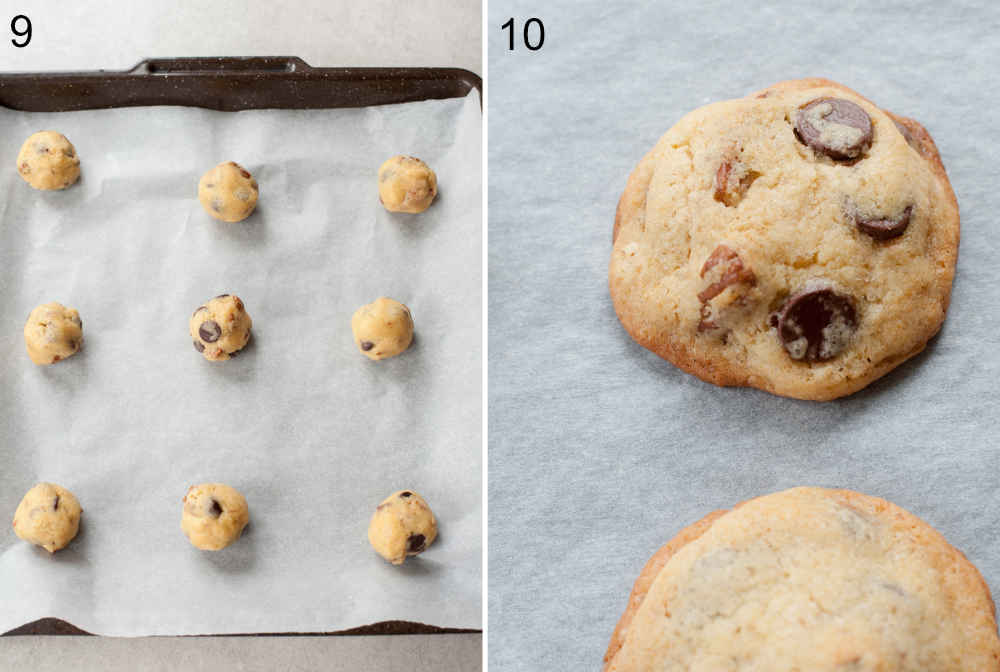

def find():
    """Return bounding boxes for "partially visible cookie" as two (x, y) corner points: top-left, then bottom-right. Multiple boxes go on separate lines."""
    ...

(12, 482), (82, 553)
(604, 487), (1000, 671)
(17, 131), (80, 190)
(610, 79), (959, 400)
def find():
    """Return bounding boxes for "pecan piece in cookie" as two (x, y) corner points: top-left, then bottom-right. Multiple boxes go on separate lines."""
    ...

(697, 245), (756, 332)
(713, 150), (759, 207)
(777, 284), (857, 361)
(795, 98), (873, 161)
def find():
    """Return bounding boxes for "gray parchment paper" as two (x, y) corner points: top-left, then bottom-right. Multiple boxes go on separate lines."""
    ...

(0, 91), (481, 635)
(488, 2), (1000, 669)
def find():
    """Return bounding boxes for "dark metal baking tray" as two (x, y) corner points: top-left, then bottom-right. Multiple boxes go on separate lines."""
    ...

(0, 56), (480, 638)
(0, 56), (480, 111)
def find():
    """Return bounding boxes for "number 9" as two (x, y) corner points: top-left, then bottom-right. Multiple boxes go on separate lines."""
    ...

(11, 14), (31, 48)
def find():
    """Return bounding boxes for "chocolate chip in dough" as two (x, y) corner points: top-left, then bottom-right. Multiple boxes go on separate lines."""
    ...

(360, 341), (375, 351)
(399, 491), (413, 498)
(199, 320), (221, 343)
(215, 294), (230, 299)
(795, 98), (873, 161)
(53, 495), (60, 511)
(407, 534), (426, 553)
(777, 285), (857, 361)
(193, 340), (205, 353)
(853, 205), (912, 241)
(209, 498), (223, 518)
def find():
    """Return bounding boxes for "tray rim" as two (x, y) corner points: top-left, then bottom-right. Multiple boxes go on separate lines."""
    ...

(0, 56), (482, 112)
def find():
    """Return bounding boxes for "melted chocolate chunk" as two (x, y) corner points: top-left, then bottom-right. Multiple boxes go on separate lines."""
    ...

(795, 98), (873, 161)
(199, 320), (222, 343)
(407, 534), (426, 554)
(777, 285), (857, 361)
(193, 340), (205, 353)
(854, 205), (912, 241)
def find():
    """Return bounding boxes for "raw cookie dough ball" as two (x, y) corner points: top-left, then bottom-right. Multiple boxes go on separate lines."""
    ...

(181, 483), (249, 551)
(16, 131), (80, 190)
(24, 302), (83, 365)
(198, 161), (259, 222)
(351, 297), (414, 360)
(368, 490), (437, 565)
(378, 155), (437, 213)
(189, 294), (252, 361)
(12, 483), (82, 553)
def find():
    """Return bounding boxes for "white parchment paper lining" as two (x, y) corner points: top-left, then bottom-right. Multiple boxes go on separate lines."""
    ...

(0, 91), (481, 636)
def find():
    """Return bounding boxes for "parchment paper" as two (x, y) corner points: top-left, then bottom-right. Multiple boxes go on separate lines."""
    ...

(0, 90), (481, 636)
(487, 2), (1000, 669)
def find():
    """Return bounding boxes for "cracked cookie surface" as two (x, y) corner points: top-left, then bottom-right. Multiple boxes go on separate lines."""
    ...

(604, 487), (1000, 672)
(609, 78), (959, 400)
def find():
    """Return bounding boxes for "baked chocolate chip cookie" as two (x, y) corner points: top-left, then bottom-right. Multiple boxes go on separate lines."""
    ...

(610, 79), (959, 400)
(604, 487), (1000, 671)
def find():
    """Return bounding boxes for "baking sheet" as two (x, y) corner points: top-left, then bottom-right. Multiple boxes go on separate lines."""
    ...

(0, 90), (481, 636)
(487, 1), (1000, 670)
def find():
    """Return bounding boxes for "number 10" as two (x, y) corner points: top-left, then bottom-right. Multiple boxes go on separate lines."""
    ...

(501, 17), (544, 51)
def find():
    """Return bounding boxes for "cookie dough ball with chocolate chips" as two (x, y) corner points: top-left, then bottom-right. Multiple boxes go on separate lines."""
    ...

(24, 302), (83, 365)
(181, 483), (249, 551)
(12, 482), (82, 553)
(16, 131), (80, 190)
(190, 294), (252, 361)
(198, 161), (259, 222)
(351, 297), (414, 360)
(378, 155), (437, 213)
(368, 490), (437, 565)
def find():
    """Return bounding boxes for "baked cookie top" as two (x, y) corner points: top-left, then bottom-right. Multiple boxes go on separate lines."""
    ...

(609, 79), (959, 400)
(603, 487), (1000, 672)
